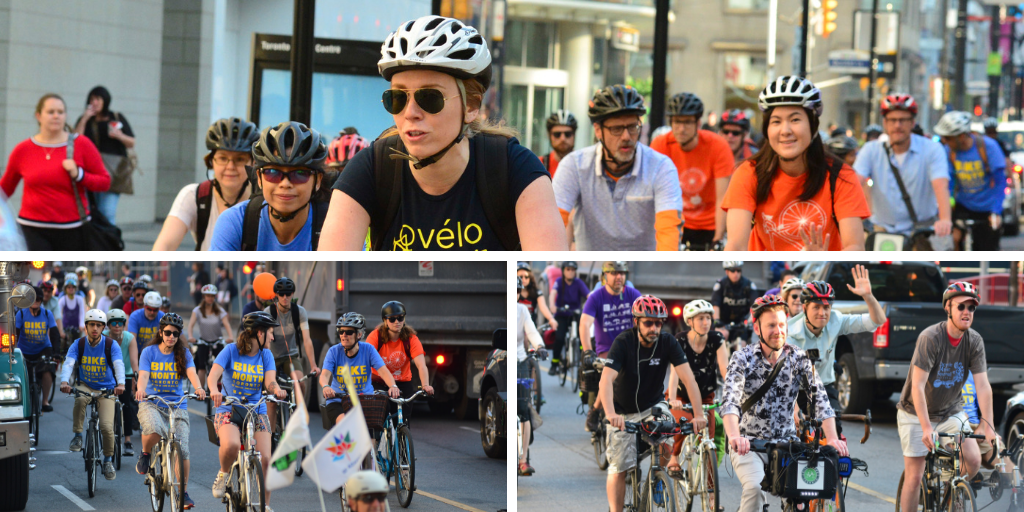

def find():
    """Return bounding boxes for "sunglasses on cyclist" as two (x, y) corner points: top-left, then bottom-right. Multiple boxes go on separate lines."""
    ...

(259, 167), (317, 185)
(640, 319), (664, 328)
(145, 306), (159, 313)
(386, 315), (405, 323)
(109, 321), (125, 327)
(721, 129), (744, 137)
(121, 285), (132, 290)
(551, 130), (574, 139)
(956, 303), (977, 312)
(382, 88), (458, 115)
(277, 292), (292, 298)
(337, 329), (357, 337)
(357, 493), (387, 504)
(162, 330), (181, 338)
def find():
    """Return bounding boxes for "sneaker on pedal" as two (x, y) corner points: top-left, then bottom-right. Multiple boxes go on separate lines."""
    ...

(136, 452), (151, 476)
(69, 435), (83, 452)
(183, 492), (195, 509)
(518, 462), (535, 476)
(42, 404), (53, 412)
(103, 461), (116, 480)
(123, 442), (134, 457)
(212, 471), (228, 498)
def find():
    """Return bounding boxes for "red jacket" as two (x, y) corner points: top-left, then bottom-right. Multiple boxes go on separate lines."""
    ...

(1, 135), (109, 228)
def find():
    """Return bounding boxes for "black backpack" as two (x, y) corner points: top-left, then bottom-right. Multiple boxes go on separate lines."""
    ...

(194, 179), (249, 251)
(369, 133), (519, 251)
(71, 336), (116, 381)
(239, 199), (328, 251)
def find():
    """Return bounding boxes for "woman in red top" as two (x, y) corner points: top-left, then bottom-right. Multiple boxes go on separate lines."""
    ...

(722, 76), (868, 251)
(1, 93), (110, 250)
(368, 301), (434, 419)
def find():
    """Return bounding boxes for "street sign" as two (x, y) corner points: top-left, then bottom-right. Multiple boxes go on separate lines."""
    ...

(967, 80), (990, 95)
(829, 49), (871, 74)
(419, 261), (434, 277)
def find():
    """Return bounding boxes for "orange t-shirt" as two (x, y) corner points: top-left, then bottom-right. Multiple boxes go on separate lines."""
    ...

(721, 160), (870, 251)
(540, 151), (561, 178)
(366, 329), (424, 383)
(650, 130), (736, 230)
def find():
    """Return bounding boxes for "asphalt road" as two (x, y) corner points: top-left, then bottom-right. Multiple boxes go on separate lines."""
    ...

(517, 364), (1022, 512)
(26, 386), (505, 512)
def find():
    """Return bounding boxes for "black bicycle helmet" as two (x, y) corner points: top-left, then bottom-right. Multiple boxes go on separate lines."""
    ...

(517, 262), (531, 271)
(666, 92), (704, 119)
(381, 301), (406, 319)
(273, 277), (296, 296)
(242, 311), (279, 331)
(206, 117), (260, 152)
(337, 312), (365, 330)
(546, 110), (578, 132)
(161, 297), (172, 308)
(132, 281), (149, 292)
(588, 85), (647, 124)
(251, 121), (328, 169)
(827, 136), (859, 157)
(159, 312), (184, 331)
(561, 261), (578, 270)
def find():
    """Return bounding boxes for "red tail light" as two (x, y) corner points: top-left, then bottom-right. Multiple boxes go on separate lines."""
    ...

(435, 354), (446, 365)
(336, 279), (344, 291)
(873, 318), (890, 348)
(0, 333), (14, 353)
(672, 306), (682, 317)
(1014, 164), (1022, 174)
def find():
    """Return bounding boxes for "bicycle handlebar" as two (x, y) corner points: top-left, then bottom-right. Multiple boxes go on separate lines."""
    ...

(621, 419), (690, 438)
(839, 409), (872, 444)
(193, 338), (225, 346)
(678, 402), (722, 412)
(142, 394), (202, 408)
(221, 394), (290, 408)
(387, 389), (430, 405)
(69, 388), (116, 399)
(277, 370), (318, 386)
(930, 431), (987, 455)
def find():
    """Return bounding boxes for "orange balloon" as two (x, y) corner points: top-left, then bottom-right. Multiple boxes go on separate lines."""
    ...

(253, 272), (277, 301)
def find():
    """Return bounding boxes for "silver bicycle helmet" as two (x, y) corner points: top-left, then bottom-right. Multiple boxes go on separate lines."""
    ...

(378, 15), (492, 89)
(758, 76), (823, 118)
(933, 111), (972, 137)
(683, 299), (714, 321)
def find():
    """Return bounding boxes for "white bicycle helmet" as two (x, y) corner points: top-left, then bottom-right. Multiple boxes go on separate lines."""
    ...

(143, 291), (162, 308)
(106, 279), (119, 289)
(76, 266), (89, 274)
(683, 299), (714, 321)
(722, 261), (744, 270)
(758, 76), (823, 118)
(933, 111), (972, 137)
(345, 470), (388, 497)
(781, 278), (806, 296)
(64, 276), (78, 288)
(107, 309), (128, 324)
(379, 16), (492, 87)
(138, 274), (153, 283)
(84, 309), (107, 325)
(201, 284), (218, 295)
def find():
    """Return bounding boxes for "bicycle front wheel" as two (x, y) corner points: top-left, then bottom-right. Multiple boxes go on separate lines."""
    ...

(245, 454), (266, 512)
(85, 429), (97, 498)
(149, 449), (165, 512)
(623, 467), (640, 512)
(948, 480), (977, 512)
(395, 425), (416, 507)
(168, 442), (186, 512)
(895, 470), (928, 512)
(642, 469), (677, 512)
(594, 421), (609, 470)
(294, 447), (306, 477)
(530, 359), (543, 414)
(695, 446), (720, 512)
(113, 404), (123, 471)
(225, 464), (241, 512)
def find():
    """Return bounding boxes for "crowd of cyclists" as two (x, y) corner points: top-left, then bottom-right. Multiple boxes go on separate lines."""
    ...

(516, 261), (1018, 512)
(2, 13), (1017, 251)
(16, 263), (433, 511)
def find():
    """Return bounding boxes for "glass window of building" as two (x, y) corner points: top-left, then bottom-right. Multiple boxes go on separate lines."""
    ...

(723, 53), (766, 125)
(726, 0), (770, 10)
(505, 20), (557, 68)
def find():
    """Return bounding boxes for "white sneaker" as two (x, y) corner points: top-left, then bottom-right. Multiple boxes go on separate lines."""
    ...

(212, 471), (228, 498)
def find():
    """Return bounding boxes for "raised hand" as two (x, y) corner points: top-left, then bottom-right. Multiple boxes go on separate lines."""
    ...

(846, 264), (873, 297)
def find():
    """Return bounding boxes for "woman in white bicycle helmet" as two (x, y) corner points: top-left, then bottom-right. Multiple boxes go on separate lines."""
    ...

(722, 75), (869, 251)
(187, 283), (234, 386)
(665, 298), (729, 480)
(97, 279), (119, 313)
(322, 15), (566, 251)
(780, 277), (806, 317)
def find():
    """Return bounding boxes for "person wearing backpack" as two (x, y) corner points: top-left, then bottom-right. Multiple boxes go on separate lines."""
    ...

(320, 15), (566, 251)
(933, 111), (1007, 251)
(722, 76), (869, 251)
(210, 121), (331, 251)
(153, 117), (258, 251)
(59, 309), (126, 481)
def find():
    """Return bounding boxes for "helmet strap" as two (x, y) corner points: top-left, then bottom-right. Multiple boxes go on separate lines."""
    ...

(599, 139), (635, 178)
(213, 178), (249, 209)
(388, 79), (469, 170)
(258, 172), (319, 223)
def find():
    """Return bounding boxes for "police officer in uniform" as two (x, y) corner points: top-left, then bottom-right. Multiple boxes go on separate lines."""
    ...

(710, 261), (759, 346)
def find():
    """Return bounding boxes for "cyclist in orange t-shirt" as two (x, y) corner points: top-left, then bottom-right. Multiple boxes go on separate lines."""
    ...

(722, 76), (869, 251)
(540, 110), (578, 178)
(650, 93), (735, 250)
(368, 301), (434, 420)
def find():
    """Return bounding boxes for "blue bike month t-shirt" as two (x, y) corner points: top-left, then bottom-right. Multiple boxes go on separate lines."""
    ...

(15, 308), (55, 355)
(139, 345), (195, 409)
(68, 337), (122, 389)
(961, 372), (980, 425)
(213, 343), (275, 415)
(209, 199), (313, 251)
(128, 309), (164, 353)
(321, 342), (385, 403)
(946, 135), (1007, 214)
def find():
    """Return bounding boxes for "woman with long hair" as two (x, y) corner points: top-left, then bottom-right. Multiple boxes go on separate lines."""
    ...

(722, 76), (869, 251)
(133, 313), (206, 510)
(367, 302), (434, 413)
(187, 284), (234, 387)
(97, 279), (119, 313)
(516, 262), (555, 329)
(1, 93), (110, 250)
(208, 312), (287, 511)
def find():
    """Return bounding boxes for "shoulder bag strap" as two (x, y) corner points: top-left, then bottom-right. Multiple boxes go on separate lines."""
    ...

(194, 180), (214, 251)
(827, 157), (842, 230)
(741, 349), (790, 414)
(474, 134), (519, 250)
(371, 135), (405, 251)
(239, 199), (264, 251)
(66, 134), (88, 222)
(882, 143), (920, 224)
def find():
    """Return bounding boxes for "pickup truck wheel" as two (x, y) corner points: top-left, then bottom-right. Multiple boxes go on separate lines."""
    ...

(837, 352), (872, 414)
(0, 451), (29, 511)
(1008, 413), (1024, 451)
(481, 388), (506, 459)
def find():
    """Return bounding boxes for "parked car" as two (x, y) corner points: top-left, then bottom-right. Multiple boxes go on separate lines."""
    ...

(479, 329), (506, 459)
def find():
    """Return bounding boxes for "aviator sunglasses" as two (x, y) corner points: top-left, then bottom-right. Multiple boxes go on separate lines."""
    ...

(382, 88), (459, 115)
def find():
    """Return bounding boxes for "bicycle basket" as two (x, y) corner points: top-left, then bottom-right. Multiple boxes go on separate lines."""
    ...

(205, 415), (220, 446)
(330, 393), (389, 431)
(764, 442), (839, 500)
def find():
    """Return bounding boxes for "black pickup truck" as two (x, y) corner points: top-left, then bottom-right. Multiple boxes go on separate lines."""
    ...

(792, 261), (1024, 418)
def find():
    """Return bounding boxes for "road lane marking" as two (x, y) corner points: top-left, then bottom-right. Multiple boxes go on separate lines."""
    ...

(459, 426), (480, 433)
(52, 485), (95, 511)
(847, 481), (897, 505)
(411, 488), (487, 512)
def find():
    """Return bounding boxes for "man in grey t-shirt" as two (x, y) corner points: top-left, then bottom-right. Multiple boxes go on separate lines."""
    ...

(896, 282), (995, 512)
(264, 277), (319, 433)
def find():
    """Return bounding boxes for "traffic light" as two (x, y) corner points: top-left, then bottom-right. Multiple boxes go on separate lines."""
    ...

(822, 0), (838, 38)
(242, 261), (258, 274)
(31, 261), (44, 269)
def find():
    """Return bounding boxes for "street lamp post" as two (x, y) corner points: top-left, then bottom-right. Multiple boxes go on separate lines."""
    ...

(289, 0), (316, 126)
(650, 0), (671, 134)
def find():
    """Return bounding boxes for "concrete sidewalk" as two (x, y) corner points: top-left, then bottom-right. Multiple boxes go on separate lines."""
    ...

(118, 221), (195, 251)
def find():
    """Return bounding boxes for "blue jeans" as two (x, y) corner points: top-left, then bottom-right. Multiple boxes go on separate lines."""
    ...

(94, 192), (119, 225)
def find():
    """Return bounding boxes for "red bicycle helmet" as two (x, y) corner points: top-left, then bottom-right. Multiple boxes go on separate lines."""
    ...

(719, 109), (751, 132)
(880, 94), (918, 117)
(943, 281), (979, 307)
(632, 295), (668, 319)
(750, 294), (787, 320)
(326, 133), (370, 168)
(801, 281), (835, 306)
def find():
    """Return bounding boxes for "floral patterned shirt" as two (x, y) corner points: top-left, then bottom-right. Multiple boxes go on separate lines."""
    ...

(721, 343), (834, 443)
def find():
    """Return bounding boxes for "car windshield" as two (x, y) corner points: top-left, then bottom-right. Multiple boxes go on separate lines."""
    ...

(997, 130), (1024, 152)
(827, 262), (945, 303)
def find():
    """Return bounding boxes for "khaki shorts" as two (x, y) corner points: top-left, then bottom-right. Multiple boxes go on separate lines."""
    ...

(969, 423), (993, 455)
(275, 355), (307, 378)
(897, 409), (972, 457)
(606, 407), (653, 474)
